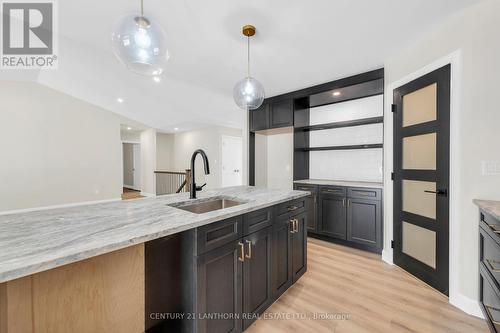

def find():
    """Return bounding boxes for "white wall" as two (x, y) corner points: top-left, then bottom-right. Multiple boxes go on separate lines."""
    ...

(121, 130), (141, 142)
(140, 129), (157, 196)
(170, 126), (243, 189)
(0, 82), (124, 211)
(254, 134), (268, 187)
(156, 133), (175, 171)
(384, 0), (500, 314)
(254, 128), (294, 190)
(309, 95), (384, 182)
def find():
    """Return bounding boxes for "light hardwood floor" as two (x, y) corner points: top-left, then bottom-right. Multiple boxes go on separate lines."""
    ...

(247, 238), (488, 333)
(122, 188), (144, 200)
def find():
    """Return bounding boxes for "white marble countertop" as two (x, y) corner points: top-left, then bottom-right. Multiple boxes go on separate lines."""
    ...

(294, 179), (384, 189)
(0, 186), (308, 284)
(474, 199), (500, 221)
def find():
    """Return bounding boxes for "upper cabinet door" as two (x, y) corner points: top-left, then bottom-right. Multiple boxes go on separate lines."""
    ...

(249, 103), (269, 131)
(269, 98), (293, 128)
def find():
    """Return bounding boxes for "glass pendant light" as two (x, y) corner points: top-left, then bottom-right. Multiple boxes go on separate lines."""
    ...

(111, 0), (169, 76)
(233, 25), (265, 110)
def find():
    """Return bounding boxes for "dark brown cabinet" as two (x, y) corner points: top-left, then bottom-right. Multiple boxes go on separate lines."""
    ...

(347, 198), (381, 248)
(196, 240), (243, 333)
(249, 103), (269, 131)
(242, 227), (273, 330)
(296, 184), (383, 253)
(249, 97), (293, 132)
(319, 192), (347, 240)
(147, 200), (308, 333)
(293, 184), (318, 233)
(291, 212), (307, 282)
(269, 98), (293, 128)
(271, 209), (307, 299)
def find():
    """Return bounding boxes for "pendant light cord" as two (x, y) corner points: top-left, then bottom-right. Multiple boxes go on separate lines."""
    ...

(141, 0), (144, 17)
(247, 36), (250, 78)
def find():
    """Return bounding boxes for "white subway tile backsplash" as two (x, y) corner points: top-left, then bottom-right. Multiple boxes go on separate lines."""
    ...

(309, 149), (383, 182)
(309, 95), (383, 125)
(310, 123), (383, 147)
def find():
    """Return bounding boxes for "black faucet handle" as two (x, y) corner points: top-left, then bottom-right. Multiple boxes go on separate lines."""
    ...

(196, 183), (207, 191)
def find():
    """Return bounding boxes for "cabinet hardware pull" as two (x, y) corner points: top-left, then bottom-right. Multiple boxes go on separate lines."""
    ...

(488, 224), (500, 234)
(347, 199), (351, 207)
(485, 306), (500, 325)
(245, 240), (252, 259)
(289, 219), (296, 233)
(486, 259), (500, 273)
(342, 198), (346, 206)
(287, 205), (298, 212)
(238, 242), (245, 262)
(294, 219), (299, 233)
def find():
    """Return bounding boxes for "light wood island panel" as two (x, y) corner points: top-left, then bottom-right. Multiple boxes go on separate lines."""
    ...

(0, 244), (144, 333)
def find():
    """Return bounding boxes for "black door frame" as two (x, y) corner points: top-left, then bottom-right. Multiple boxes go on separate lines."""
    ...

(393, 64), (451, 295)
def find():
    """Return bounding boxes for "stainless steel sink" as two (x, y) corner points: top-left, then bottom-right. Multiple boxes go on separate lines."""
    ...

(169, 197), (245, 214)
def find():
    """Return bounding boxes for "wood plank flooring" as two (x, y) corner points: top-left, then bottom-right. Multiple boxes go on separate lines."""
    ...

(247, 238), (488, 333)
(122, 188), (144, 200)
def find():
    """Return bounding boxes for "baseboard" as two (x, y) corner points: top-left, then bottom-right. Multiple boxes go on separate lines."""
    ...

(382, 248), (394, 265)
(140, 192), (156, 197)
(0, 198), (122, 216)
(450, 293), (483, 318)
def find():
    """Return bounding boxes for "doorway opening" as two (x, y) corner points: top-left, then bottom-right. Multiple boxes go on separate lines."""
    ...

(122, 142), (143, 200)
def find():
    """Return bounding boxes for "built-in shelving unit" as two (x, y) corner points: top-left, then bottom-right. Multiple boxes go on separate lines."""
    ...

(295, 143), (384, 152)
(294, 116), (383, 132)
(248, 68), (384, 185)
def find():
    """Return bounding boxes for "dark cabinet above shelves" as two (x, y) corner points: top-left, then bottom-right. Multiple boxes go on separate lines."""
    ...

(250, 97), (293, 132)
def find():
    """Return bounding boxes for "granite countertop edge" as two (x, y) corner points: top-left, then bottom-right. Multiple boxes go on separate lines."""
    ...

(294, 179), (384, 189)
(474, 199), (500, 221)
(0, 186), (309, 284)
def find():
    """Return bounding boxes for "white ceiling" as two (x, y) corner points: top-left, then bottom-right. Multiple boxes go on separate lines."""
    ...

(1, 0), (482, 132)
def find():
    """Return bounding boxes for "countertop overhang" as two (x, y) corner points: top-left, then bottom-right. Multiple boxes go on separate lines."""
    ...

(474, 199), (500, 221)
(0, 186), (309, 284)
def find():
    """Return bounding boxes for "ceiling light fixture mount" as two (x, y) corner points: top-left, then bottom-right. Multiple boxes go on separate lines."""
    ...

(233, 24), (265, 110)
(111, 0), (169, 76)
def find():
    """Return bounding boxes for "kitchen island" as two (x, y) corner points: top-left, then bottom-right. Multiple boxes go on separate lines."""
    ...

(0, 186), (309, 333)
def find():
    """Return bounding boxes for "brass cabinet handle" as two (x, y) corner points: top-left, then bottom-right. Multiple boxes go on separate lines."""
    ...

(289, 219), (296, 233)
(287, 205), (298, 212)
(245, 240), (252, 259)
(485, 305), (500, 325)
(238, 242), (245, 262)
(486, 259), (500, 273)
(294, 219), (299, 233)
(488, 224), (500, 234)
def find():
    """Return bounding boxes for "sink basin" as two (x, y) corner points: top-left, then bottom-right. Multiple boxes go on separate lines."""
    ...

(169, 197), (245, 214)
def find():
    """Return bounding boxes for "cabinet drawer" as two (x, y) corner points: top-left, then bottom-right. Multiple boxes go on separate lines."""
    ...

(276, 198), (306, 217)
(294, 184), (318, 194)
(347, 187), (381, 200)
(480, 267), (500, 332)
(196, 217), (242, 255)
(482, 211), (500, 237)
(481, 225), (500, 290)
(243, 207), (273, 236)
(319, 186), (346, 196)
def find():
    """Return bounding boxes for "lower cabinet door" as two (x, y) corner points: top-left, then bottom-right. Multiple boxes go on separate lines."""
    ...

(196, 240), (243, 333)
(242, 227), (273, 330)
(292, 212), (308, 282)
(318, 194), (347, 239)
(272, 216), (293, 299)
(346, 198), (382, 250)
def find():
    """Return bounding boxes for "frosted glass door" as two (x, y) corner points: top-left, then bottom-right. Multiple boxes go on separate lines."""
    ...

(393, 65), (450, 295)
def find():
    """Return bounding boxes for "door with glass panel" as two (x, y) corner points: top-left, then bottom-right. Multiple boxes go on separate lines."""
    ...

(393, 65), (450, 295)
